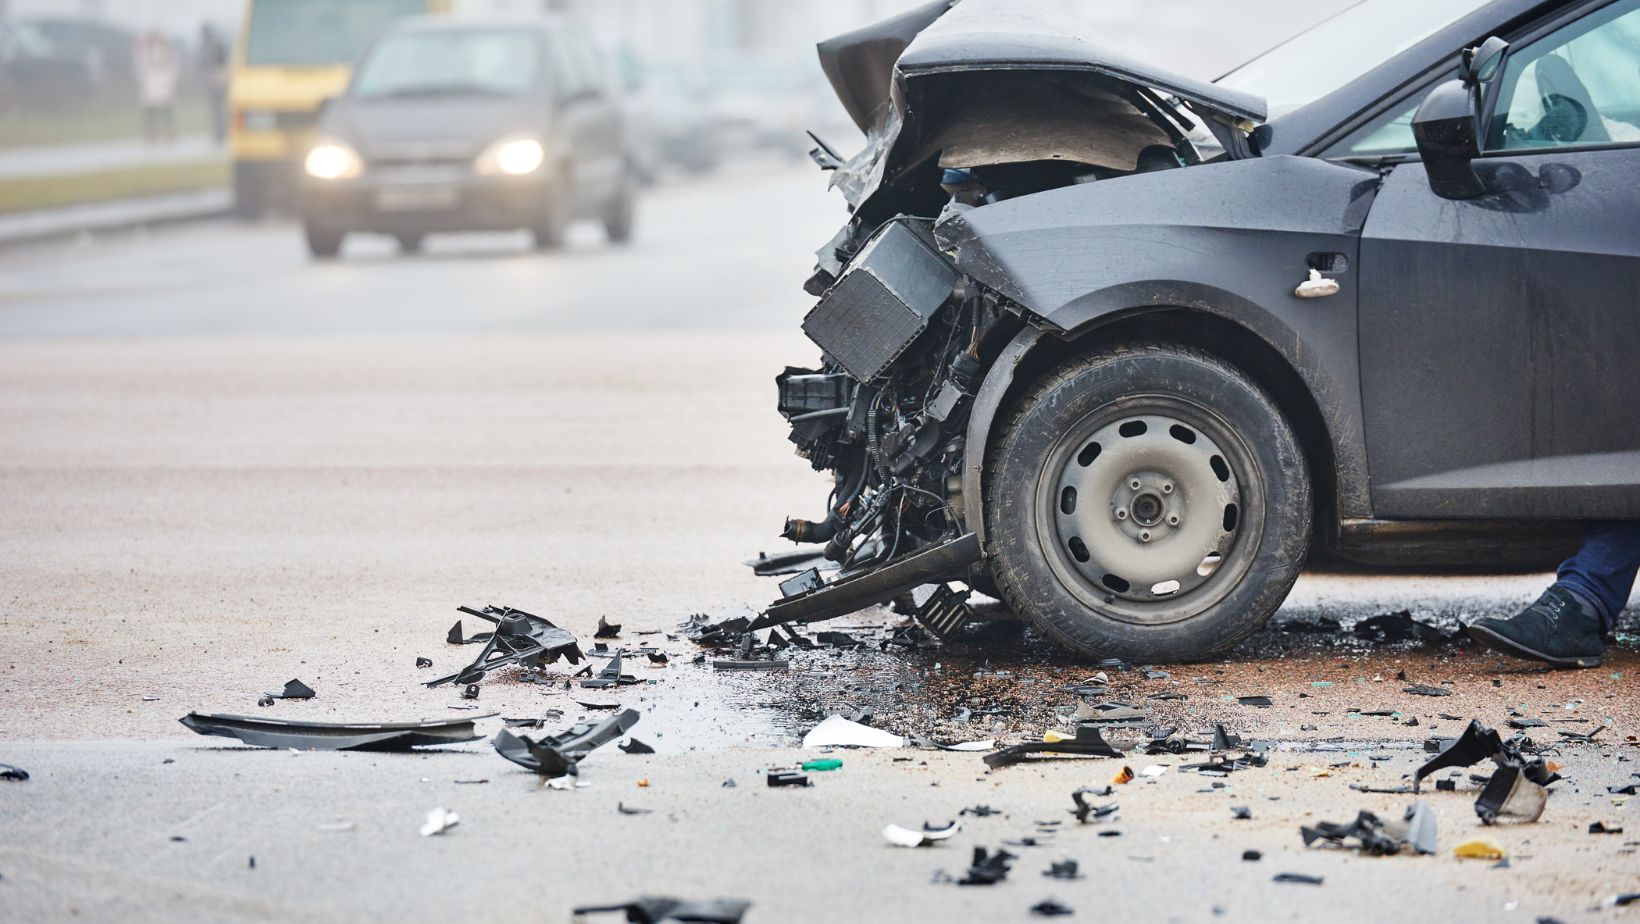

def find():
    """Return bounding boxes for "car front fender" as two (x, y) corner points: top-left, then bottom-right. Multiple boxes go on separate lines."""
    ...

(945, 155), (1382, 541)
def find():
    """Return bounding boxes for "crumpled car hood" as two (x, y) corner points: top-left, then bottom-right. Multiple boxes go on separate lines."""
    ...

(817, 0), (1268, 213)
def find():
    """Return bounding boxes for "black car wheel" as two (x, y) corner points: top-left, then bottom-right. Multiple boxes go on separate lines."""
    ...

(304, 222), (344, 260)
(984, 343), (1310, 661)
(532, 170), (571, 251)
(603, 173), (637, 245)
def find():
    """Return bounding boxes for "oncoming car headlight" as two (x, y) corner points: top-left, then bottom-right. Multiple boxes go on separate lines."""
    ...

(475, 135), (546, 176)
(304, 140), (364, 180)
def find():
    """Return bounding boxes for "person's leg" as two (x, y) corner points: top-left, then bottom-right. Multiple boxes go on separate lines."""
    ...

(1556, 520), (1640, 633)
(1467, 521), (1638, 668)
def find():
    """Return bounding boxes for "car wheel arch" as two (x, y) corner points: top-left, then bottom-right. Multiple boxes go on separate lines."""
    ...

(962, 303), (1344, 563)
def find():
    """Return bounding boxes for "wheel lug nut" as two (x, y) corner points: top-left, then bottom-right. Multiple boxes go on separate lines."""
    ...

(1162, 483), (1173, 494)
(1168, 515), (1180, 526)
(1129, 479), (1142, 490)
(1140, 531), (1152, 542)
(1115, 508), (1128, 521)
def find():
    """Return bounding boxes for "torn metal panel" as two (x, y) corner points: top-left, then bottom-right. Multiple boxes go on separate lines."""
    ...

(179, 713), (490, 751)
(492, 709), (639, 777)
(427, 605), (583, 688)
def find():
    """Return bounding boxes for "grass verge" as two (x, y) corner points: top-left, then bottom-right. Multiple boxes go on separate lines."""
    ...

(0, 159), (229, 214)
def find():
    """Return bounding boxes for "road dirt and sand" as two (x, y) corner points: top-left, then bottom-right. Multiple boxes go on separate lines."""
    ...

(1, 168), (1636, 923)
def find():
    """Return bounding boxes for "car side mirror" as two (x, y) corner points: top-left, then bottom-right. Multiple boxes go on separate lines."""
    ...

(1414, 37), (1508, 200)
(1413, 79), (1484, 198)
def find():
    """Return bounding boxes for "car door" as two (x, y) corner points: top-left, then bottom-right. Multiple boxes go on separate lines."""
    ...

(1354, 0), (1640, 519)
(551, 25), (620, 210)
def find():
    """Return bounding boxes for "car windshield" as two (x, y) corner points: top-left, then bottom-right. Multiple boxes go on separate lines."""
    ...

(1218, 0), (1493, 119)
(352, 29), (539, 98)
(244, 0), (425, 68)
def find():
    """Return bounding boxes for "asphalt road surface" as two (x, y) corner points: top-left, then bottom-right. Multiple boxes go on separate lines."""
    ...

(1, 166), (1636, 923)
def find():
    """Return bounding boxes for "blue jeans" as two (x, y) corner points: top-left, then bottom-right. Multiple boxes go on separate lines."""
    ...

(1557, 521), (1640, 632)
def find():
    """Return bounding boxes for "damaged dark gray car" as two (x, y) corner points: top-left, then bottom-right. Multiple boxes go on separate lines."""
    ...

(768, 0), (1640, 660)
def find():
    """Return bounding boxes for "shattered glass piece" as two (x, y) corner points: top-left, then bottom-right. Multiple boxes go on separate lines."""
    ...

(419, 807), (458, 837)
(1353, 611), (1460, 645)
(492, 709), (639, 777)
(428, 605), (583, 688)
(803, 715), (905, 749)
(572, 897), (751, 923)
(985, 724), (1122, 769)
(180, 713), (489, 751)
(883, 820), (961, 847)
(594, 617), (622, 639)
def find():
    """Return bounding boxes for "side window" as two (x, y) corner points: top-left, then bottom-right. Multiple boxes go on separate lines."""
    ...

(561, 28), (606, 99)
(1333, 96), (1424, 157)
(1487, 0), (1640, 150)
(547, 30), (585, 101)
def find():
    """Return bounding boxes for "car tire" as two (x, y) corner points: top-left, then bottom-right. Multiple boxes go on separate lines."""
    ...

(304, 223), (344, 260)
(532, 171), (570, 251)
(603, 174), (636, 245)
(396, 234), (425, 255)
(983, 343), (1310, 662)
(232, 163), (267, 221)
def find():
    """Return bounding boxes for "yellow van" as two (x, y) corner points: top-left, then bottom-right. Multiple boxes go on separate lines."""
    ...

(230, 0), (449, 217)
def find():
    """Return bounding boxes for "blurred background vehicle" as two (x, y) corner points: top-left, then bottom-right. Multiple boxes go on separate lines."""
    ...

(228, 0), (451, 218)
(298, 14), (634, 259)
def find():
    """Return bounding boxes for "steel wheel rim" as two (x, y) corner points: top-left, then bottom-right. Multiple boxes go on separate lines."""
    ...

(1033, 395), (1262, 626)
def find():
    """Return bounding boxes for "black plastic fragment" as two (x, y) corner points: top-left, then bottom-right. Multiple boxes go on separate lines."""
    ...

(960, 805), (1000, 817)
(767, 770), (810, 787)
(985, 724), (1122, 769)
(1402, 683), (1452, 697)
(1069, 787), (1118, 824)
(1231, 806), (1252, 820)
(1242, 850), (1262, 861)
(429, 605), (583, 688)
(415, 657), (433, 668)
(1301, 811), (1403, 856)
(618, 802), (653, 816)
(1236, 696), (1272, 707)
(1273, 873), (1324, 885)
(492, 709), (639, 777)
(262, 679), (315, 701)
(572, 897), (750, 923)
(462, 684), (480, 700)
(179, 713), (488, 751)
(581, 652), (640, 688)
(1, 763), (29, 781)
(595, 617), (622, 639)
(956, 846), (1016, 885)
(1588, 821), (1623, 835)
(1353, 611), (1460, 645)
(1030, 898), (1074, 917)
(619, 738), (657, 755)
(1042, 859), (1082, 880)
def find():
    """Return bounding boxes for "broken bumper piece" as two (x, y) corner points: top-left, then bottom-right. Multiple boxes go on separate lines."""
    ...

(984, 724), (1122, 769)
(492, 708), (639, 777)
(751, 533), (981, 631)
(178, 713), (490, 751)
(428, 605), (583, 688)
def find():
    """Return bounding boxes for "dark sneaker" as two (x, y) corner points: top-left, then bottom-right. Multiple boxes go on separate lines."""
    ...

(1468, 585), (1604, 669)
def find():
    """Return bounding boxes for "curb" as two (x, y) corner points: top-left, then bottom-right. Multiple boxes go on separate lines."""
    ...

(0, 188), (233, 250)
